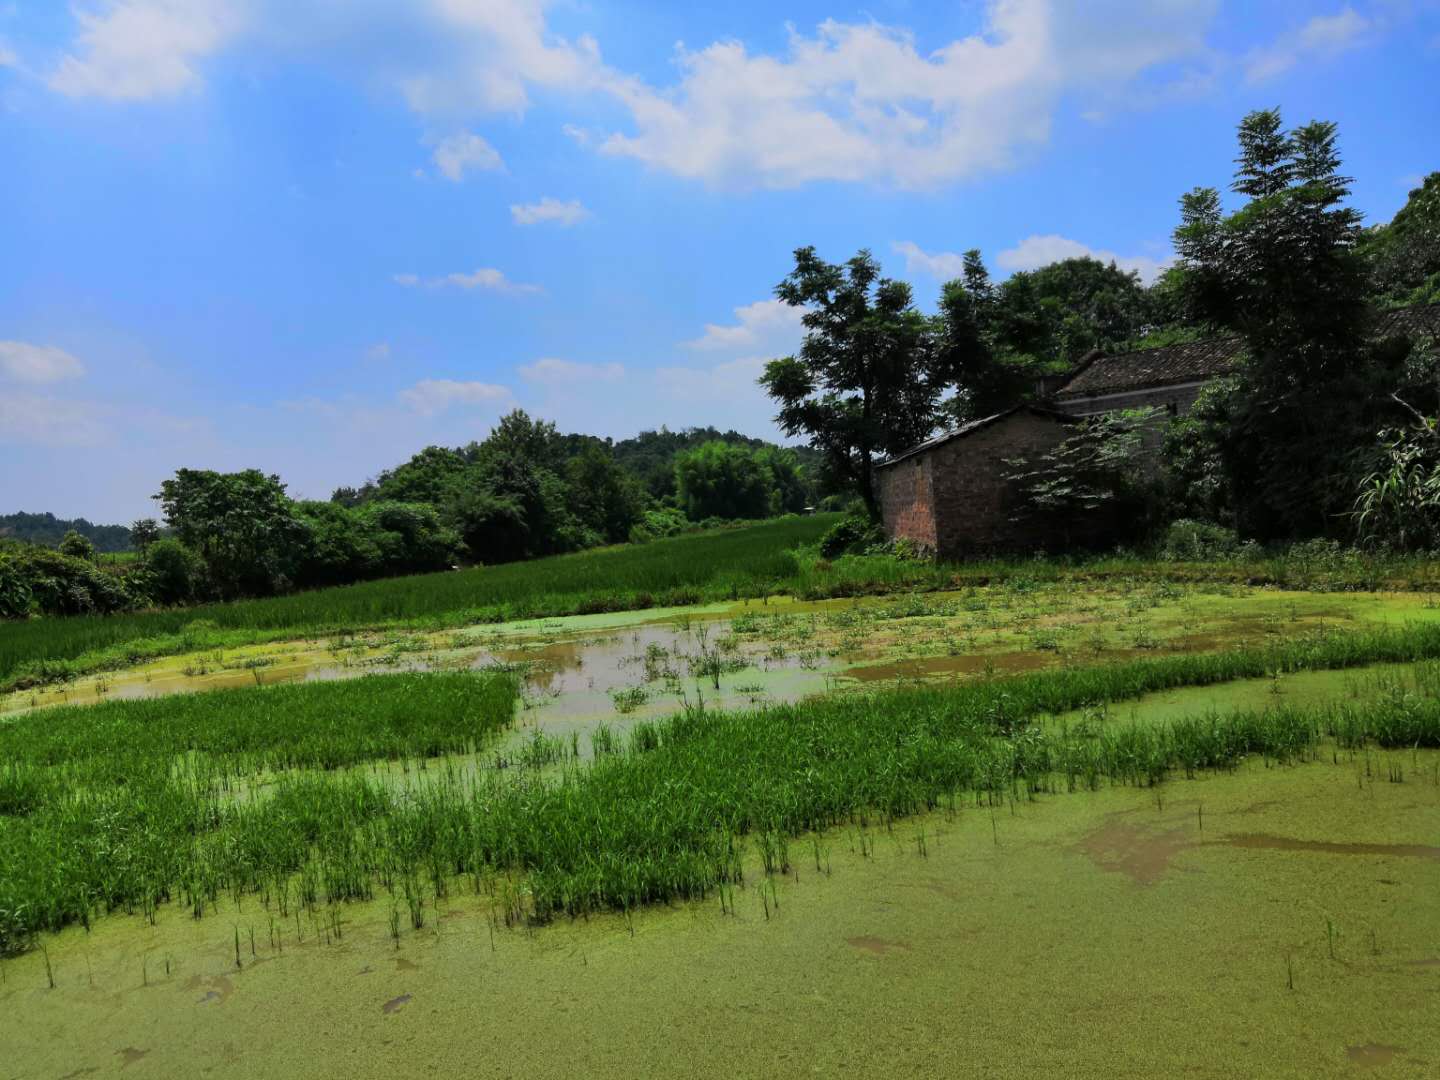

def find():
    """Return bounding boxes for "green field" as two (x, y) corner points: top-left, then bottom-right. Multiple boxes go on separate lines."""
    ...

(5, 522), (1440, 1076)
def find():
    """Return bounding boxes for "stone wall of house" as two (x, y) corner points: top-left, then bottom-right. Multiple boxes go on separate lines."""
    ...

(879, 410), (1100, 559)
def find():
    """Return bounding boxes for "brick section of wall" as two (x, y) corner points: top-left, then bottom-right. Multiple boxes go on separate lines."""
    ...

(878, 452), (937, 551)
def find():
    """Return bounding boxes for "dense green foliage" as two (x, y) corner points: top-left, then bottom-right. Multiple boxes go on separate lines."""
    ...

(762, 248), (964, 520)
(2, 412), (823, 620)
(0, 513), (131, 553)
(6, 622), (1440, 954)
(1362, 171), (1440, 307)
(1166, 110), (1437, 541)
(673, 441), (808, 520)
(607, 426), (823, 504)
(1353, 415), (1440, 550)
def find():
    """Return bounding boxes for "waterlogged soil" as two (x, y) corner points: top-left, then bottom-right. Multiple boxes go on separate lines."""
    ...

(7, 585), (1440, 745)
(4, 752), (1436, 1078)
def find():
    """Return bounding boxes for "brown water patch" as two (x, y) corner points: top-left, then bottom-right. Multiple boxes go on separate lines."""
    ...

(1347, 1043), (1403, 1067)
(846, 936), (910, 956)
(1404, 958), (1440, 968)
(382, 993), (412, 1015)
(117, 1047), (150, 1068)
(59, 1068), (98, 1079)
(843, 650), (1051, 684)
(1077, 820), (1194, 886)
(1214, 835), (1440, 860)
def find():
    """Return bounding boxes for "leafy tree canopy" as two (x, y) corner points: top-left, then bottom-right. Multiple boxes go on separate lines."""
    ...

(761, 247), (956, 521)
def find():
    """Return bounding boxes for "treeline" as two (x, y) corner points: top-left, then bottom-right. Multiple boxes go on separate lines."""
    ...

(0, 513), (133, 554)
(0, 414), (826, 617)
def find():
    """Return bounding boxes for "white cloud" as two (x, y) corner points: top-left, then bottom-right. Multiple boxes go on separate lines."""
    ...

(683, 299), (806, 352)
(893, 241), (968, 280)
(393, 268), (541, 295)
(396, 0), (608, 116)
(1244, 7), (1370, 83)
(49, 0), (243, 101)
(995, 234), (1168, 284)
(398, 378), (512, 416)
(0, 38), (16, 69)
(518, 357), (622, 383)
(597, 1), (1220, 188)
(430, 131), (503, 181)
(510, 197), (590, 226)
(0, 341), (86, 384)
(41, 2), (1314, 191)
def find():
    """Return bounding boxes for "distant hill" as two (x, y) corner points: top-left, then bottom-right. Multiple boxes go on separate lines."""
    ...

(0, 512), (133, 553)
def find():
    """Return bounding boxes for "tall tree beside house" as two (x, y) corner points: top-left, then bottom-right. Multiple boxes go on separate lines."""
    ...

(934, 271), (1026, 424)
(761, 247), (955, 522)
(1171, 109), (1385, 540)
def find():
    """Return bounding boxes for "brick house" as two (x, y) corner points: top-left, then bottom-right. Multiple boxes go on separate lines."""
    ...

(875, 405), (1094, 556)
(876, 303), (1440, 559)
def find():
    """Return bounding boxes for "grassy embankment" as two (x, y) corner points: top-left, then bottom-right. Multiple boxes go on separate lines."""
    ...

(5, 621), (1440, 957)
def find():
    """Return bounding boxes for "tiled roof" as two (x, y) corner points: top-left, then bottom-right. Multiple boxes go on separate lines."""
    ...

(1053, 336), (1242, 400)
(877, 405), (1078, 469)
(1376, 302), (1440, 340)
(1054, 302), (1440, 401)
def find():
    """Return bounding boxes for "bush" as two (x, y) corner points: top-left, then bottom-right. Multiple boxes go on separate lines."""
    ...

(0, 544), (133, 617)
(628, 508), (690, 544)
(819, 514), (886, 558)
(144, 539), (207, 605)
(0, 552), (34, 619)
(57, 530), (96, 561)
(1157, 519), (1247, 561)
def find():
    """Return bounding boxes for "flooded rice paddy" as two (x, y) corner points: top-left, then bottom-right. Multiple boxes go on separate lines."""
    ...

(8, 583), (1439, 750)
(3, 750), (1435, 1078)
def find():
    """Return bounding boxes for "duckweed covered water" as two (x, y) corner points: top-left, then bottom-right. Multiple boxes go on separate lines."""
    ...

(3, 752), (1435, 1078)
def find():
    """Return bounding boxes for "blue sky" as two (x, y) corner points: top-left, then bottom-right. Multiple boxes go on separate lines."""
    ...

(1, 1), (1437, 522)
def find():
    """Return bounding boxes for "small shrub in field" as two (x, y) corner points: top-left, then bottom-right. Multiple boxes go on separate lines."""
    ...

(820, 514), (885, 558)
(1158, 519), (1246, 561)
